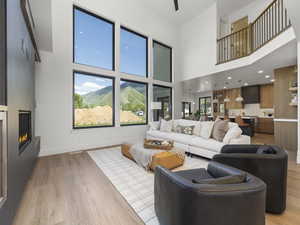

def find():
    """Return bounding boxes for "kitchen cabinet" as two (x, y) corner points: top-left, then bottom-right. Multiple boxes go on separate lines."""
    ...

(242, 85), (260, 104)
(260, 84), (274, 108)
(225, 88), (243, 109)
(256, 118), (274, 134)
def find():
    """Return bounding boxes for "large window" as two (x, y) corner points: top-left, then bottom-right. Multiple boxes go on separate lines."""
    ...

(199, 97), (212, 116)
(182, 102), (192, 119)
(73, 72), (115, 128)
(153, 41), (172, 82)
(153, 85), (172, 121)
(120, 80), (148, 126)
(74, 6), (114, 70)
(120, 27), (147, 77)
(72, 6), (174, 128)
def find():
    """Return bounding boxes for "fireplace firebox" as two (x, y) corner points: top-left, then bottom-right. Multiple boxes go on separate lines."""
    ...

(19, 110), (32, 153)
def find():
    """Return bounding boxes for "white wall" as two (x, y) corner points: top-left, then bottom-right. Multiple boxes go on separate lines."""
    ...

(228, 0), (273, 25)
(298, 41), (300, 164)
(35, 0), (181, 156)
(180, 3), (218, 81)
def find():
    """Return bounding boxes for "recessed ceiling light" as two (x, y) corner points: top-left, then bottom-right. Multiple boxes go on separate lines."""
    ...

(265, 75), (271, 79)
(258, 70), (264, 74)
(271, 79), (275, 82)
(227, 76), (232, 80)
(244, 83), (249, 86)
(224, 86), (227, 89)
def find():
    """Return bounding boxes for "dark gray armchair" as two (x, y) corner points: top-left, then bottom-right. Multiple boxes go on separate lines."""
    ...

(213, 145), (288, 214)
(154, 162), (266, 225)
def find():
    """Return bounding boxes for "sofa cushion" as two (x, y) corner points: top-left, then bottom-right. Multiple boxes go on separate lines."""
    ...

(147, 130), (174, 140)
(193, 122), (201, 136)
(189, 137), (225, 152)
(192, 174), (246, 185)
(175, 168), (213, 181)
(211, 120), (229, 142)
(199, 121), (214, 139)
(223, 126), (243, 144)
(147, 130), (195, 146)
(160, 119), (173, 133)
(149, 121), (160, 131)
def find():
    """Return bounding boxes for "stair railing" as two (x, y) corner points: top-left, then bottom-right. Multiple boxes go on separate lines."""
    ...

(217, 0), (291, 64)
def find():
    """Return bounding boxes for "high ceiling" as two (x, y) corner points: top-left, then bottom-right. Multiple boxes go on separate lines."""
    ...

(139, 0), (215, 25)
(29, 0), (257, 51)
(139, 0), (256, 25)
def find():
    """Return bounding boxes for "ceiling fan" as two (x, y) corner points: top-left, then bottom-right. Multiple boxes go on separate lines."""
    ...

(173, 0), (179, 11)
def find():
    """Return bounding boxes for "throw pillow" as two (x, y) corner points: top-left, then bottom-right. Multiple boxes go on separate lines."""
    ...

(149, 122), (160, 131)
(211, 120), (229, 142)
(192, 174), (246, 185)
(193, 122), (201, 136)
(223, 126), (243, 144)
(174, 125), (182, 133)
(199, 121), (214, 139)
(180, 125), (195, 135)
(257, 145), (277, 154)
(160, 119), (173, 133)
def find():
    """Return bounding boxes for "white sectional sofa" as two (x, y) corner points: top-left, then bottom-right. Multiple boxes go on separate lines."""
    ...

(146, 119), (250, 159)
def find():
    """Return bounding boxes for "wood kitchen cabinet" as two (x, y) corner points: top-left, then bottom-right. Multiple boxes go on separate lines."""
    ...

(225, 88), (243, 109)
(256, 118), (274, 134)
(260, 84), (273, 108)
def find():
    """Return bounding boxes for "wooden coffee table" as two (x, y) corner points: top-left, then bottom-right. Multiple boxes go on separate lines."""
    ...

(121, 142), (185, 171)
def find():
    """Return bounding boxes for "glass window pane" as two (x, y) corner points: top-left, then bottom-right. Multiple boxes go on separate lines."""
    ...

(206, 98), (212, 115)
(153, 41), (172, 82)
(74, 72), (114, 128)
(74, 7), (114, 70)
(120, 28), (147, 77)
(120, 80), (147, 125)
(153, 85), (172, 121)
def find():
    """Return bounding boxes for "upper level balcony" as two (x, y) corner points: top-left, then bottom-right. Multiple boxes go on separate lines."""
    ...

(217, 0), (291, 64)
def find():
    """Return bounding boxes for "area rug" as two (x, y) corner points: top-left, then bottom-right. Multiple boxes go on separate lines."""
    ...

(88, 147), (209, 225)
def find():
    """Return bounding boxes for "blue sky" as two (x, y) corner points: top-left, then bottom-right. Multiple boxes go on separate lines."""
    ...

(120, 28), (147, 76)
(74, 9), (147, 77)
(74, 9), (113, 69)
(75, 73), (112, 95)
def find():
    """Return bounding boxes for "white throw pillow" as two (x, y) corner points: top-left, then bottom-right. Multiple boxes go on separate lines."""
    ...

(199, 121), (214, 139)
(193, 122), (201, 136)
(160, 119), (173, 133)
(149, 122), (160, 131)
(223, 126), (243, 144)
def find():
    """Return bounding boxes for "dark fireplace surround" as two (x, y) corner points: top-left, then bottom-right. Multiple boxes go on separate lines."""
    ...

(19, 110), (32, 153)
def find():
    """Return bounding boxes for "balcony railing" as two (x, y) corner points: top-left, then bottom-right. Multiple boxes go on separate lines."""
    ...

(217, 0), (291, 64)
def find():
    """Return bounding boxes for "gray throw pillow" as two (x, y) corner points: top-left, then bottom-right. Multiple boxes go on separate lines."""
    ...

(211, 119), (229, 142)
(257, 145), (277, 154)
(192, 174), (246, 185)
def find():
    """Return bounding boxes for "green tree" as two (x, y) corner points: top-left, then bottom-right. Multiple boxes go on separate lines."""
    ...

(74, 93), (84, 109)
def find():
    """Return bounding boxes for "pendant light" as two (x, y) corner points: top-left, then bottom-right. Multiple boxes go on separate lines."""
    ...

(235, 80), (244, 102)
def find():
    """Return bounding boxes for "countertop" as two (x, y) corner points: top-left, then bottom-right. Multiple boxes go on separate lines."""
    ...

(209, 115), (274, 119)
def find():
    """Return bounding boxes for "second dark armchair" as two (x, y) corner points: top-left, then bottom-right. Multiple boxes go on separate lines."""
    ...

(213, 145), (288, 214)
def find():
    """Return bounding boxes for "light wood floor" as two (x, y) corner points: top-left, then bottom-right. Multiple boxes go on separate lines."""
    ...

(13, 149), (300, 225)
(252, 133), (275, 145)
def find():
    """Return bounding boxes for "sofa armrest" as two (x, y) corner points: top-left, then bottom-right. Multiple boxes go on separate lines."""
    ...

(228, 135), (251, 145)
